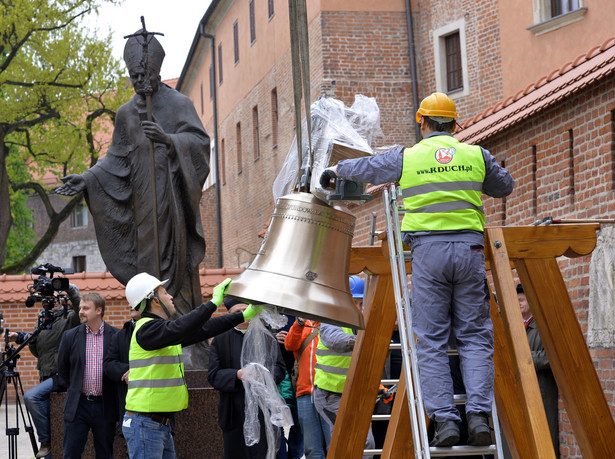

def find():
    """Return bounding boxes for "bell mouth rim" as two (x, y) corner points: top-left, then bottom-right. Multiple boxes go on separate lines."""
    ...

(227, 269), (365, 329)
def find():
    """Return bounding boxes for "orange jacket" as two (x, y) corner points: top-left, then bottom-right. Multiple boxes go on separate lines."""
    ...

(284, 320), (320, 398)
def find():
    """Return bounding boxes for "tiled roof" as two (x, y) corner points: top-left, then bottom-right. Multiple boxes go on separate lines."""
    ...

(456, 37), (615, 144)
(164, 77), (178, 89)
(0, 268), (244, 303)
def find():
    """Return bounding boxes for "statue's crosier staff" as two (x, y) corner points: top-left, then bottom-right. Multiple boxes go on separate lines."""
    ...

(124, 16), (164, 278)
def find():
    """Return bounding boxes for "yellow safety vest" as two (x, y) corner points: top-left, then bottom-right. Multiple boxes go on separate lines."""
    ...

(314, 327), (354, 393)
(399, 135), (486, 232)
(125, 317), (188, 412)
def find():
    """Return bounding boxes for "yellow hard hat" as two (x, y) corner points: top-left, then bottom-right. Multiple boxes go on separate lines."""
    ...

(415, 92), (458, 123)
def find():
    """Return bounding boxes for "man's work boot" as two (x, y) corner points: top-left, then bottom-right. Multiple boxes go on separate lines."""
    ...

(430, 420), (460, 447)
(36, 441), (51, 458)
(467, 412), (492, 446)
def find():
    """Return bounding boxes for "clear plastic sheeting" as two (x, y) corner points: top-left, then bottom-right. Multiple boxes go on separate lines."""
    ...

(240, 308), (293, 458)
(272, 94), (384, 204)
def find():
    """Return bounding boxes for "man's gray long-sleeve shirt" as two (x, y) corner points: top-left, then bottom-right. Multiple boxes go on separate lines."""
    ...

(319, 323), (356, 353)
(336, 132), (514, 246)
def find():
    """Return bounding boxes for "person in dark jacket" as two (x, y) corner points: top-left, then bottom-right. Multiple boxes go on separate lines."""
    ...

(502, 284), (559, 458)
(8, 283), (81, 458)
(103, 307), (141, 434)
(208, 320), (287, 459)
(57, 292), (119, 459)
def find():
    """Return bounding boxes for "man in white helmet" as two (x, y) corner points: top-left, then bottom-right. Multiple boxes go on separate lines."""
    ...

(121, 273), (261, 458)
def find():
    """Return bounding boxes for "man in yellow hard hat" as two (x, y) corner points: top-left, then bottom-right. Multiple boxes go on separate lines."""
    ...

(320, 92), (514, 447)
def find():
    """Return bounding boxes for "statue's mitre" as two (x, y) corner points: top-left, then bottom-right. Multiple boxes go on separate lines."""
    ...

(123, 29), (165, 74)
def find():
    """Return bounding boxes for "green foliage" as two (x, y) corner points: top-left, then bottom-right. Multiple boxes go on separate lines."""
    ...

(0, 0), (133, 271)
(4, 154), (35, 269)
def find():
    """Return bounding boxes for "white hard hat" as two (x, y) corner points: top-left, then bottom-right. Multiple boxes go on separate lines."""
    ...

(125, 273), (169, 311)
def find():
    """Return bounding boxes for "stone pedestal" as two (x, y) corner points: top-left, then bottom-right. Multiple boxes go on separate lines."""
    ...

(50, 370), (223, 458)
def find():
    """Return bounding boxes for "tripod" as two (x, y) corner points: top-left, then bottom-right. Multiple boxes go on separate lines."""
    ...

(0, 329), (41, 459)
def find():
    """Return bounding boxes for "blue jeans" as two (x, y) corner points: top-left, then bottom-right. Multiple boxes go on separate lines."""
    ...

(122, 412), (175, 459)
(277, 402), (304, 459)
(297, 394), (329, 459)
(24, 377), (54, 444)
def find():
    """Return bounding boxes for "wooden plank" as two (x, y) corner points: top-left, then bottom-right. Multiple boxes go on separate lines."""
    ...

(488, 224), (599, 259)
(381, 371), (415, 458)
(485, 228), (555, 459)
(516, 258), (615, 458)
(349, 246), (392, 275)
(490, 295), (550, 459)
(328, 273), (398, 459)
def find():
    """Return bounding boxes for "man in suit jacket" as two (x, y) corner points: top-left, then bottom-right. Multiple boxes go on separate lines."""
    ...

(103, 307), (140, 433)
(58, 292), (119, 459)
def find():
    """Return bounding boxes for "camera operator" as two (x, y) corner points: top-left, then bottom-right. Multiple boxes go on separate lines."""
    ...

(8, 282), (81, 458)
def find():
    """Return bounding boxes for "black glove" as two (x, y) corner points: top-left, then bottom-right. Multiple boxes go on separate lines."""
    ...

(319, 168), (338, 189)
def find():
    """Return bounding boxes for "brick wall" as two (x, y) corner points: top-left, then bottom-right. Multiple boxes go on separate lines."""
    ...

(320, 11), (415, 146)
(207, 8), (422, 269)
(0, 269), (241, 393)
(460, 76), (615, 458)
(200, 185), (220, 268)
(413, 0), (503, 121)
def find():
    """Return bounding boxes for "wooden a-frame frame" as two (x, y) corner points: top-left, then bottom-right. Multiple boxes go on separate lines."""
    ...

(327, 224), (615, 459)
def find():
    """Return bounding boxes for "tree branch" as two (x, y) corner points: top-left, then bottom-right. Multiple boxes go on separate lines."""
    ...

(86, 107), (115, 167)
(3, 80), (84, 89)
(2, 184), (84, 274)
(5, 110), (60, 134)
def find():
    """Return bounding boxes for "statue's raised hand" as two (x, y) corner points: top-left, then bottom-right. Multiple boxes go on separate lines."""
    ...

(56, 174), (85, 196)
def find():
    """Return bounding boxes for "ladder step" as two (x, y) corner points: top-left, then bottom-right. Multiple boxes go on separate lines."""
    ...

(363, 449), (383, 455)
(371, 414), (391, 421)
(430, 445), (497, 456)
(380, 378), (398, 385)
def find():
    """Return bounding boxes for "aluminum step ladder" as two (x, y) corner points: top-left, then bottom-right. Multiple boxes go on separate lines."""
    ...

(381, 184), (503, 459)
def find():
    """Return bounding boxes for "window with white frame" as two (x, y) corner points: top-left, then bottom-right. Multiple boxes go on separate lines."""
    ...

(72, 256), (86, 273)
(528, 0), (587, 35)
(433, 19), (469, 97)
(71, 201), (88, 228)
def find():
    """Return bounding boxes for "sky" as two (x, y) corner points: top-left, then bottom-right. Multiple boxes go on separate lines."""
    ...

(85, 0), (213, 80)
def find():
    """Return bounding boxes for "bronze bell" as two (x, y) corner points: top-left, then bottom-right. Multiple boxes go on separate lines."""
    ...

(227, 192), (365, 329)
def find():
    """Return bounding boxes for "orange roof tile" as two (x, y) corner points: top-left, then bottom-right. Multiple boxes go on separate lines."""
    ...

(0, 268), (244, 303)
(457, 36), (615, 144)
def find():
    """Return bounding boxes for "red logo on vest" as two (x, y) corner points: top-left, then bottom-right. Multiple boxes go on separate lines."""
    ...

(435, 147), (455, 164)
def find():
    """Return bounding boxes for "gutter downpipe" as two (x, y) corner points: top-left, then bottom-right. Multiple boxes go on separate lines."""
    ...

(405, 0), (422, 142)
(199, 24), (224, 268)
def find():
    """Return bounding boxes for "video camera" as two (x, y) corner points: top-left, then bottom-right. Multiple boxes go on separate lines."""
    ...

(25, 264), (74, 328)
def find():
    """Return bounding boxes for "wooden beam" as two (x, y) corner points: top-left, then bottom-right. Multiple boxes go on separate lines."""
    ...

(486, 228), (556, 458)
(516, 257), (615, 458)
(381, 371), (415, 458)
(328, 273), (398, 459)
(489, 224), (599, 259)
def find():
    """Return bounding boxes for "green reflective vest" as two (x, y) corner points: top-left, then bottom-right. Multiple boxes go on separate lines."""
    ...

(314, 327), (354, 393)
(399, 135), (486, 232)
(125, 317), (188, 412)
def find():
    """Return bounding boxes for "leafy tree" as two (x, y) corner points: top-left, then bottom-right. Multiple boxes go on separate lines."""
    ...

(0, 0), (132, 273)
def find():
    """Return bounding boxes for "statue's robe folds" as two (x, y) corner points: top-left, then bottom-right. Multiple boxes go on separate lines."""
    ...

(83, 83), (210, 317)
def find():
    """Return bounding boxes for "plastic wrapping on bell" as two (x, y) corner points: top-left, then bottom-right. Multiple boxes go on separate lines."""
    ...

(227, 192), (365, 329)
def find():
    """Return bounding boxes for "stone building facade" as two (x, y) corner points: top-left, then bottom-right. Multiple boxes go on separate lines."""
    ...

(176, 1), (615, 457)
